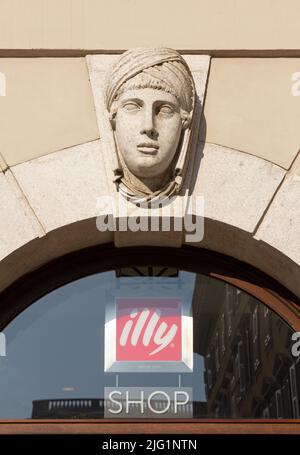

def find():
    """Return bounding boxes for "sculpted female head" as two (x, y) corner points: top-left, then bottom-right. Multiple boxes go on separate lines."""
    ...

(105, 48), (195, 202)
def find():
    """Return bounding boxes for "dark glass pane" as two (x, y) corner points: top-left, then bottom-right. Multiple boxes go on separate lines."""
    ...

(0, 269), (298, 419)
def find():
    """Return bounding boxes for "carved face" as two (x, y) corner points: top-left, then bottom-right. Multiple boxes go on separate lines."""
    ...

(113, 88), (183, 179)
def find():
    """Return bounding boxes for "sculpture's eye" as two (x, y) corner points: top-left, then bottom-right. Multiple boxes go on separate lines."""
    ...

(122, 101), (140, 111)
(158, 104), (174, 115)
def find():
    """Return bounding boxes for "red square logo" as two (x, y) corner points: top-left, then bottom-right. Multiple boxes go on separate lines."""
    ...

(116, 299), (182, 361)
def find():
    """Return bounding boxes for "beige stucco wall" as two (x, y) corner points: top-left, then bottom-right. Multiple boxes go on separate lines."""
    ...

(1, 0), (300, 52)
(0, 58), (99, 167)
(200, 58), (300, 170)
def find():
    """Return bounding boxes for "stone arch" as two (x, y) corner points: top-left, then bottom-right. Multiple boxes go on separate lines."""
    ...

(0, 140), (299, 299)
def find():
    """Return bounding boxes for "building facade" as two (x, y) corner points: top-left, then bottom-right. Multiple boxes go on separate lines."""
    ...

(0, 0), (299, 434)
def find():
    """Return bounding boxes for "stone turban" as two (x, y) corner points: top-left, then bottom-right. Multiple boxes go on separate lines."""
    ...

(105, 47), (195, 114)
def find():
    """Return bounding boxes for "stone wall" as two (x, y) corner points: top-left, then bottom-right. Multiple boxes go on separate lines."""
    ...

(0, 0), (299, 299)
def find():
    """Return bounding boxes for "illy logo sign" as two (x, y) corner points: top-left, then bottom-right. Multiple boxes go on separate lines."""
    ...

(116, 299), (182, 361)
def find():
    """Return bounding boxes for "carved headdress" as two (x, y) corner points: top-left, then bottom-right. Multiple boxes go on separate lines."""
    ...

(105, 48), (196, 203)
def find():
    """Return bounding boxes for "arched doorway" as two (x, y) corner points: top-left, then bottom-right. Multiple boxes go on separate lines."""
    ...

(0, 245), (299, 433)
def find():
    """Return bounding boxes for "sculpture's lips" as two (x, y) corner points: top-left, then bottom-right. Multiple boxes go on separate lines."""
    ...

(137, 143), (159, 154)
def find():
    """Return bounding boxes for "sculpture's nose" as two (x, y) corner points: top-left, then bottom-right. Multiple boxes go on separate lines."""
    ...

(140, 106), (156, 137)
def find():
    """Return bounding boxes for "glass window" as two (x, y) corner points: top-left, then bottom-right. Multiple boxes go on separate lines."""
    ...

(0, 267), (298, 420)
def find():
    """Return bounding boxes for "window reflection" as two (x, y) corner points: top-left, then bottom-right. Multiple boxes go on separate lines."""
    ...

(0, 268), (298, 420)
(199, 278), (300, 418)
